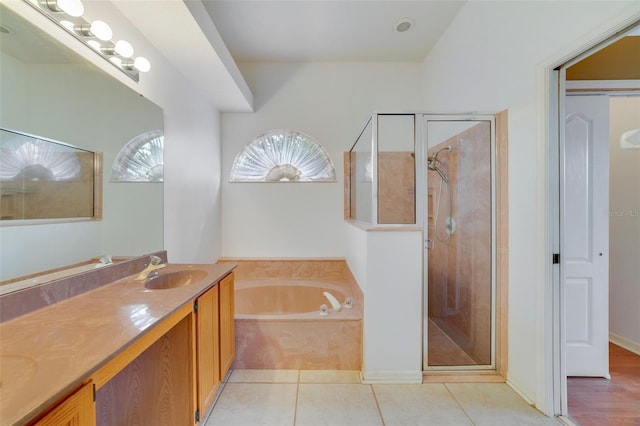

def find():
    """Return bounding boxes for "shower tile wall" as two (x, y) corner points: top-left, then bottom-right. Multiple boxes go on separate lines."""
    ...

(378, 152), (415, 224)
(427, 122), (492, 366)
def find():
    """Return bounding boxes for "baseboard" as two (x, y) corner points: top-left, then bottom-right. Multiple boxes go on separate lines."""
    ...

(361, 370), (423, 384)
(505, 379), (535, 405)
(610, 333), (640, 355)
(558, 416), (578, 426)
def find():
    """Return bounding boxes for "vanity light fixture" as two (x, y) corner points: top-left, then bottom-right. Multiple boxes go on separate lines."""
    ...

(59, 19), (73, 30)
(114, 40), (133, 58)
(45, 0), (84, 17)
(86, 39), (101, 51)
(75, 21), (112, 43)
(23, 0), (151, 82)
(125, 56), (151, 73)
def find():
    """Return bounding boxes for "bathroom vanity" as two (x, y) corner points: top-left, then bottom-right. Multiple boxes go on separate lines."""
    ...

(0, 262), (235, 425)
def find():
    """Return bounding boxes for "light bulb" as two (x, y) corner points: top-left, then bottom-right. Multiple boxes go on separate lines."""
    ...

(87, 40), (102, 51)
(59, 20), (74, 31)
(90, 21), (112, 41)
(56, 0), (84, 17)
(114, 40), (134, 58)
(133, 57), (151, 72)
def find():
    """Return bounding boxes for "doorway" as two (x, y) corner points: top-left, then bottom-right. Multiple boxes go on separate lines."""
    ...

(552, 21), (640, 418)
(421, 116), (500, 374)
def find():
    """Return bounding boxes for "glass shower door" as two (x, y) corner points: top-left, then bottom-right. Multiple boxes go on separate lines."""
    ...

(423, 117), (495, 369)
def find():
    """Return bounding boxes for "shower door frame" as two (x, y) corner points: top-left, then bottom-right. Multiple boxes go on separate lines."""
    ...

(419, 114), (499, 374)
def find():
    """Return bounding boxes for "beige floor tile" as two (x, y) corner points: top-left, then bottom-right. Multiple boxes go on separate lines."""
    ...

(228, 369), (299, 383)
(373, 384), (473, 425)
(206, 383), (297, 426)
(295, 384), (382, 426)
(299, 370), (361, 384)
(446, 383), (563, 425)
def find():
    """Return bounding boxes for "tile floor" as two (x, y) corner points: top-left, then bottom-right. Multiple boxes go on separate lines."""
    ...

(205, 370), (563, 426)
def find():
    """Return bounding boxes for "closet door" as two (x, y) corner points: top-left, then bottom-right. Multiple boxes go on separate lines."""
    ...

(563, 94), (610, 378)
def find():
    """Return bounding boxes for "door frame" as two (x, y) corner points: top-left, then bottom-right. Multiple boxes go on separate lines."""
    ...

(543, 15), (640, 417)
(418, 112), (509, 383)
(420, 115), (497, 373)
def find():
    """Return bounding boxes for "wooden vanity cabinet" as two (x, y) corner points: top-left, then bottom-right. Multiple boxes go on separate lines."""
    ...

(195, 282), (221, 415)
(218, 272), (235, 378)
(13, 268), (236, 426)
(195, 272), (235, 419)
(33, 381), (95, 426)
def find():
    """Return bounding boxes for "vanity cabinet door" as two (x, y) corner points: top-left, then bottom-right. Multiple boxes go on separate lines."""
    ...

(219, 273), (235, 378)
(35, 381), (95, 426)
(196, 285), (220, 415)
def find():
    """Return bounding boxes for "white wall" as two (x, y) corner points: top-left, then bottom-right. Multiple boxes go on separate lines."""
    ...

(419, 0), (639, 413)
(346, 224), (423, 382)
(221, 62), (422, 258)
(609, 96), (640, 352)
(91, 2), (227, 265)
(163, 104), (223, 264)
(365, 229), (423, 382)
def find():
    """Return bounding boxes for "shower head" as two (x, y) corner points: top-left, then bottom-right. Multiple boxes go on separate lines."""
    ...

(427, 145), (452, 183)
(428, 145), (453, 164)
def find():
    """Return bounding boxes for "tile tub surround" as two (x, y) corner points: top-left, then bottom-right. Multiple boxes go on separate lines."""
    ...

(0, 251), (168, 323)
(218, 259), (363, 370)
(217, 258), (356, 281)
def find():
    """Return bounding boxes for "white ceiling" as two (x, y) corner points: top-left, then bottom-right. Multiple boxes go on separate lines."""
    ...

(201, 0), (467, 62)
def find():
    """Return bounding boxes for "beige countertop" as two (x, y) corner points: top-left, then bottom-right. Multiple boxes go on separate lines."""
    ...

(0, 263), (235, 426)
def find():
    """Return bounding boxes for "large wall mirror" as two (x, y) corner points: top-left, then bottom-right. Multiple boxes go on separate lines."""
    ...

(0, 4), (164, 281)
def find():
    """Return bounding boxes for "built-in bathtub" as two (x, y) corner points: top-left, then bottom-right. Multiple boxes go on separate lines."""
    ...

(218, 259), (362, 370)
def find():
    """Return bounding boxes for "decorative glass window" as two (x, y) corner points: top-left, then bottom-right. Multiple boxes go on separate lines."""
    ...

(111, 130), (164, 182)
(0, 131), (81, 182)
(230, 129), (336, 182)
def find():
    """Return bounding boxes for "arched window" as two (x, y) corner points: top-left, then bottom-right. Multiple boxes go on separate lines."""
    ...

(230, 130), (336, 182)
(0, 135), (81, 182)
(111, 130), (163, 182)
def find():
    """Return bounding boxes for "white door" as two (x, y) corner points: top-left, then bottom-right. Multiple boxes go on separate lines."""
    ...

(563, 94), (610, 377)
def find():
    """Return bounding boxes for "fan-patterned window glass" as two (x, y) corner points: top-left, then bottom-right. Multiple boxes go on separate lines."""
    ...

(230, 130), (336, 182)
(0, 132), (82, 182)
(111, 130), (163, 182)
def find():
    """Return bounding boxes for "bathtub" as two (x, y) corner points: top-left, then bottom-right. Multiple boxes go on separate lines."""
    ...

(233, 278), (362, 370)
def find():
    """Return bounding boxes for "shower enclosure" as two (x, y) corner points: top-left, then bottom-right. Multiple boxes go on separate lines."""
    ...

(346, 113), (498, 373)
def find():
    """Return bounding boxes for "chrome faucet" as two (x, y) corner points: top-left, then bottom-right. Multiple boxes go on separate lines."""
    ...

(135, 255), (166, 281)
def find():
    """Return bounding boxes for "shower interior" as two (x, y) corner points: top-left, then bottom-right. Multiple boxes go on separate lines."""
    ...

(426, 119), (494, 369)
(347, 113), (496, 372)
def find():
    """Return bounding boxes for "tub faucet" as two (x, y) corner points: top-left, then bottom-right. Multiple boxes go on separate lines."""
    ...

(135, 255), (166, 281)
(323, 291), (342, 312)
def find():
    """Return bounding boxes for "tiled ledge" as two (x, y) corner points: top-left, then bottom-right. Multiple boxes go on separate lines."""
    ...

(0, 251), (167, 323)
(217, 258), (354, 281)
(345, 220), (422, 232)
